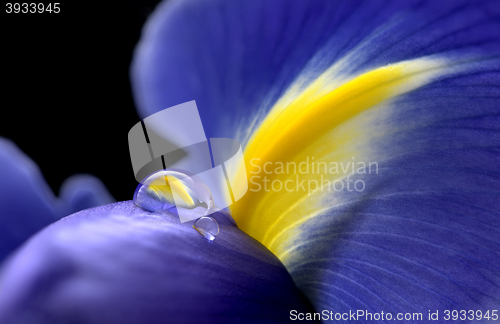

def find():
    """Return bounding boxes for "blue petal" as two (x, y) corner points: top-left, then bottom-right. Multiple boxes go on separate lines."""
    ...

(0, 202), (313, 323)
(0, 138), (58, 263)
(0, 138), (114, 264)
(131, 0), (500, 318)
(131, 0), (500, 140)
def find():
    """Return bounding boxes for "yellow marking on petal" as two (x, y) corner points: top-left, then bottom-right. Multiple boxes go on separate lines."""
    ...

(230, 57), (448, 261)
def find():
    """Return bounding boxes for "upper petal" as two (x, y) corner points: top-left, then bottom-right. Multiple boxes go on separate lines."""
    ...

(131, 0), (500, 141)
(0, 138), (114, 264)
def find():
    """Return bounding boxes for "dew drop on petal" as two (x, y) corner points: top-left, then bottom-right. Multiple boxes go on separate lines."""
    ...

(193, 216), (219, 241)
(133, 169), (214, 218)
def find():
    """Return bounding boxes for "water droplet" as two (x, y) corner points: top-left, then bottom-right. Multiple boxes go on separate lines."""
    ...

(193, 217), (219, 241)
(133, 169), (214, 221)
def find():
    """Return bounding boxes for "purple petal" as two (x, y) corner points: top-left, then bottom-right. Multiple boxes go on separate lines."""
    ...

(0, 138), (58, 263)
(0, 202), (313, 323)
(130, 0), (500, 316)
(0, 138), (115, 264)
(131, 0), (500, 140)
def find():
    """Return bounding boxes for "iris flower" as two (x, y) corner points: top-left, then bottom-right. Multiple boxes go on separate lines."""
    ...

(1, 0), (499, 323)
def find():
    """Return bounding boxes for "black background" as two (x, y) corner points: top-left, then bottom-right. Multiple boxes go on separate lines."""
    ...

(1, 0), (163, 201)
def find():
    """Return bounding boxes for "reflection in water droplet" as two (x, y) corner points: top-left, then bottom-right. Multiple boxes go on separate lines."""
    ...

(133, 169), (214, 219)
(193, 217), (219, 241)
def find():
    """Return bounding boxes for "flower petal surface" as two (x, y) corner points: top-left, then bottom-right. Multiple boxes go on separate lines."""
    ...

(131, 0), (500, 317)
